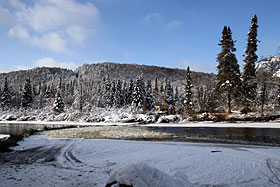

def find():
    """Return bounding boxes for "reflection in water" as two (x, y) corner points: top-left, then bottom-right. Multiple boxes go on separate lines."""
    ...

(147, 127), (280, 144)
(1, 123), (280, 145)
(0, 123), (75, 135)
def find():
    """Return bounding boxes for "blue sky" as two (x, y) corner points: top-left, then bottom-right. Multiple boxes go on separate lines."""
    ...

(0, 0), (280, 73)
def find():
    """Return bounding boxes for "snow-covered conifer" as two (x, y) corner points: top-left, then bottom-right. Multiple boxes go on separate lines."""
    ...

(153, 77), (159, 106)
(126, 79), (134, 105)
(21, 78), (33, 109)
(102, 75), (111, 108)
(216, 26), (241, 113)
(132, 75), (145, 108)
(114, 79), (123, 108)
(184, 66), (193, 113)
(165, 80), (174, 112)
(108, 80), (115, 107)
(1, 77), (11, 110)
(53, 92), (64, 113)
(145, 80), (154, 110)
(241, 15), (259, 111)
(174, 86), (179, 108)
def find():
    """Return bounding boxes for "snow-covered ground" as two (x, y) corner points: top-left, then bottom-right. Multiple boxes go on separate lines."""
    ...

(0, 134), (10, 140)
(1, 136), (280, 186)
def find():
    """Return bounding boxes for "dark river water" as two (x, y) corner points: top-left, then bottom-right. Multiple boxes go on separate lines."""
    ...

(1, 123), (280, 145)
(0, 123), (74, 135)
(146, 126), (280, 145)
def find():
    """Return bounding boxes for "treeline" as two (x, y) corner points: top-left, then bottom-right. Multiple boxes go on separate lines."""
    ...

(1, 15), (280, 115)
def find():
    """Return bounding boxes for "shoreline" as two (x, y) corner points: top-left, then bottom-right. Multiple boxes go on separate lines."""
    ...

(1, 120), (280, 129)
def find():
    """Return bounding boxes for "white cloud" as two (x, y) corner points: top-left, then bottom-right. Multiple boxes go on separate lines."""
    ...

(0, 6), (14, 25)
(34, 57), (78, 70)
(1, 0), (100, 52)
(167, 19), (183, 29)
(142, 12), (163, 24)
(0, 57), (78, 73)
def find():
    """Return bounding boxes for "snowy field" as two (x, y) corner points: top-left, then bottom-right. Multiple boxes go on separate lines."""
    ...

(1, 136), (280, 187)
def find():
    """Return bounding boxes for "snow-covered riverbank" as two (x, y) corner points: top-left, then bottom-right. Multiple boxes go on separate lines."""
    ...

(1, 136), (280, 186)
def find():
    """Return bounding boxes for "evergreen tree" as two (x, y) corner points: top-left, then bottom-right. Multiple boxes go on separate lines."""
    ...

(277, 85), (280, 107)
(183, 66), (193, 113)
(1, 77), (11, 110)
(114, 79), (123, 108)
(242, 15), (259, 112)
(102, 75), (111, 108)
(216, 26), (241, 113)
(126, 79), (134, 105)
(21, 78), (33, 109)
(160, 82), (164, 92)
(165, 80), (174, 112)
(132, 75), (145, 108)
(122, 81), (128, 106)
(153, 77), (159, 106)
(53, 92), (64, 113)
(109, 80), (116, 107)
(174, 86), (180, 111)
(145, 80), (154, 110)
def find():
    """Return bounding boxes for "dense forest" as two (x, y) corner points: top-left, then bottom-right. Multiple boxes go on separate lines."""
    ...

(1, 15), (280, 120)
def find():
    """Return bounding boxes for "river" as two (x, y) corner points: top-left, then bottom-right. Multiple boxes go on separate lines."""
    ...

(1, 123), (280, 145)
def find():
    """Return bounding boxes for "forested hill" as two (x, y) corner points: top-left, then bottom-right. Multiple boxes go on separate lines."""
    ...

(0, 62), (216, 91)
(75, 62), (216, 86)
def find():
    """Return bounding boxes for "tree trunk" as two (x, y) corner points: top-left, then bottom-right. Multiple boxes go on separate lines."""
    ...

(227, 88), (231, 114)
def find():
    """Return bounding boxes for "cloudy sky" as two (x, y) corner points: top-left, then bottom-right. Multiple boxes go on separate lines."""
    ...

(0, 0), (280, 73)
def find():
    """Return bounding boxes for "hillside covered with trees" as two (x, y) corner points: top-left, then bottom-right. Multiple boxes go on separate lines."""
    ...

(1, 15), (280, 122)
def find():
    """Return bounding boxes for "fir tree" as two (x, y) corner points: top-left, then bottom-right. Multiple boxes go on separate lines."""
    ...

(242, 15), (259, 112)
(145, 80), (154, 111)
(109, 80), (116, 107)
(122, 81), (128, 106)
(165, 80), (174, 112)
(53, 92), (64, 113)
(114, 79), (123, 108)
(174, 86), (180, 111)
(126, 79), (134, 105)
(102, 75), (111, 108)
(1, 77), (11, 110)
(216, 26), (241, 114)
(132, 75), (145, 108)
(183, 66), (193, 113)
(21, 78), (33, 109)
(153, 77), (159, 106)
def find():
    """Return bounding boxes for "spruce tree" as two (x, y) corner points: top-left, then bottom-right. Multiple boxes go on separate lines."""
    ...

(174, 86), (179, 108)
(21, 78), (33, 109)
(114, 79), (123, 108)
(242, 15), (259, 112)
(109, 80), (116, 107)
(165, 80), (174, 112)
(145, 80), (154, 110)
(53, 92), (64, 113)
(183, 66), (193, 113)
(153, 77), (159, 106)
(1, 77), (11, 110)
(216, 26), (241, 114)
(132, 75), (145, 108)
(102, 75), (111, 108)
(126, 79), (134, 105)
